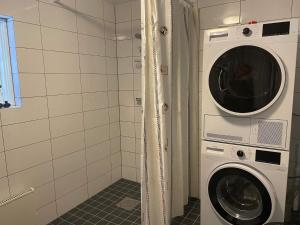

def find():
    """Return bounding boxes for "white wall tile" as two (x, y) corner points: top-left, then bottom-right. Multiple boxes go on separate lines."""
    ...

(41, 27), (78, 53)
(37, 202), (57, 225)
(87, 157), (110, 181)
(44, 51), (80, 74)
(50, 113), (84, 138)
(6, 141), (52, 175)
(14, 22), (42, 49)
(9, 162), (54, 195)
(109, 107), (120, 123)
(241, 0), (292, 23)
(39, 2), (77, 32)
(293, 0), (300, 17)
(106, 40), (117, 57)
(0, 153), (7, 179)
(86, 141), (110, 164)
(48, 94), (82, 117)
(80, 55), (106, 74)
(112, 167), (122, 183)
(117, 40), (133, 57)
(77, 16), (105, 37)
(78, 35), (105, 56)
(110, 123), (120, 138)
(55, 167), (87, 198)
(122, 151), (136, 167)
(88, 172), (111, 197)
(198, 0), (239, 8)
(200, 2), (240, 29)
(111, 152), (121, 168)
(85, 125), (109, 147)
(116, 22), (132, 40)
(120, 106), (134, 122)
(119, 74), (133, 90)
(105, 22), (116, 40)
(53, 150), (86, 178)
(82, 92), (108, 111)
(103, 1), (115, 22)
(19, 74), (46, 97)
(108, 76), (119, 91)
(0, 0), (40, 24)
(132, 0), (141, 20)
(84, 109), (109, 129)
(108, 91), (119, 107)
(121, 137), (135, 152)
(35, 182), (56, 208)
(76, 0), (103, 18)
(120, 122), (135, 138)
(56, 185), (88, 216)
(17, 48), (44, 73)
(2, 119), (50, 150)
(0, 177), (10, 202)
(118, 57), (133, 74)
(122, 166), (136, 182)
(1, 97), (48, 125)
(81, 74), (107, 92)
(119, 91), (134, 106)
(110, 137), (121, 154)
(46, 74), (81, 95)
(116, 2), (132, 22)
(106, 58), (118, 75)
(52, 131), (85, 159)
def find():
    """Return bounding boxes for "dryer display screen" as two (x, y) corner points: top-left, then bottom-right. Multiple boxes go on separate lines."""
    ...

(255, 150), (281, 165)
(263, 21), (290, 37)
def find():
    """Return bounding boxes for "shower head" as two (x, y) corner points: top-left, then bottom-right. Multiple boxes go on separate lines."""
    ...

(135, 33), (142, 40)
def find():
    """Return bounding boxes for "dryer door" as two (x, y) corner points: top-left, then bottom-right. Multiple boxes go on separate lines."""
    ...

(208, 165), (275, 225)
(208, 45), (285, 116)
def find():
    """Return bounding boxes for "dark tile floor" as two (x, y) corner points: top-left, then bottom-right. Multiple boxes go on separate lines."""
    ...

(48, 179), (200, 225)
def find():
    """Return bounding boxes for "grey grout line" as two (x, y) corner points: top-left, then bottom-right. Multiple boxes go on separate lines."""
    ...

(37, 0), (59, 217)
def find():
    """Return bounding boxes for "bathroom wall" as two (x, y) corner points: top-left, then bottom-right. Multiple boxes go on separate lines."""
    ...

(198, 0), (300, 215)
(115, 0), (142, 183)
(0, 0), (121, 224)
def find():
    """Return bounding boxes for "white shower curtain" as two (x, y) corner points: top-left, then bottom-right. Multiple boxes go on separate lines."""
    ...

(141, 0), (199, 224)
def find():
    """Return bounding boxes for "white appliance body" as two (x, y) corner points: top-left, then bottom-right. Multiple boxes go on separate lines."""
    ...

(201, 19), (299, 150)
(201, 140), (289, 225)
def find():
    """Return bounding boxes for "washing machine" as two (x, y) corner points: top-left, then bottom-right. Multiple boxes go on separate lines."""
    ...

(200, 140), (289, 225)
(201, 19), (299, 150)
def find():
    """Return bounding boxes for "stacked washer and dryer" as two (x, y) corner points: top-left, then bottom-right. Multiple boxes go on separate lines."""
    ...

(200, 19), (299, 225)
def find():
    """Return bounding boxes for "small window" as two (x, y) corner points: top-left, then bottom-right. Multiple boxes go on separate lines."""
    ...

(0, 15), (21, 108)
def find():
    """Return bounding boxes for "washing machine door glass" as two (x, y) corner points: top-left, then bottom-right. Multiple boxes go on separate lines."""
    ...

(208, 168), (272, 225)
(209, 45), (283, 115)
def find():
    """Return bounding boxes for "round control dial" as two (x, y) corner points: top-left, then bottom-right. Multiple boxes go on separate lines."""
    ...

(237, 150), (245, 158)
(243, 27), (252, 36)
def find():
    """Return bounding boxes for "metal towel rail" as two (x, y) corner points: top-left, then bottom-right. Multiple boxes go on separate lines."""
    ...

(0, 187), (34, 207)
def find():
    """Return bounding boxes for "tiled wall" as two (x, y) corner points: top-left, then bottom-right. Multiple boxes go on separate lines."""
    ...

(198, 0), (300, 217)
(0, 0), (121, 224)
(115, 0), (142, 183)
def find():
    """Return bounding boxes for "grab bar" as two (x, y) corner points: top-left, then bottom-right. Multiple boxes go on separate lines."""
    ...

(0, 187), (34, 207)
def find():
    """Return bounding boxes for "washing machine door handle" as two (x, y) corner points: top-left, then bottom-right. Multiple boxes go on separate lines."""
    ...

(218, 67), (227, 92)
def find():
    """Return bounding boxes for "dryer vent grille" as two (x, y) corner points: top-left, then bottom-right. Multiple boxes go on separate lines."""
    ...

(257, 121), (283, 146)
(207, 133), (243, 142)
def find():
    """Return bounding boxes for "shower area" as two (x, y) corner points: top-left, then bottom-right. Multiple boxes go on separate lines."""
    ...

(0, 0), (199, 224)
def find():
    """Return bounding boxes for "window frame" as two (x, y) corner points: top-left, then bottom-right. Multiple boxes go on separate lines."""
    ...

(0, 15), (21, 108)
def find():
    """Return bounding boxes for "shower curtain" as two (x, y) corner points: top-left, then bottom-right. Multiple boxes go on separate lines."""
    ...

(141, 0), (199, 224)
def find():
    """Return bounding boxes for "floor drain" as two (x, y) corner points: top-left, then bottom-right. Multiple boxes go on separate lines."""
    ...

(116, 197), (139, 211)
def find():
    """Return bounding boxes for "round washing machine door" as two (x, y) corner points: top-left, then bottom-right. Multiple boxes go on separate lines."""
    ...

(208, 164), (275, 225)
(208, 45), (285, 116)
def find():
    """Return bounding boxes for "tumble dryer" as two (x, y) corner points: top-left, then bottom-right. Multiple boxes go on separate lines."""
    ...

(201, 140), (289, 225)
(201, 19), (299, 150)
